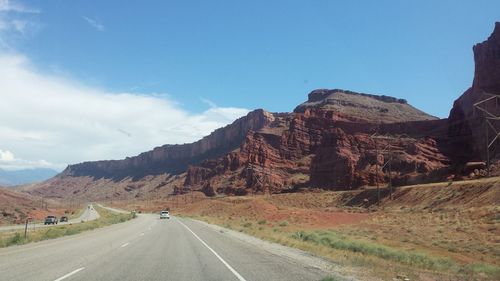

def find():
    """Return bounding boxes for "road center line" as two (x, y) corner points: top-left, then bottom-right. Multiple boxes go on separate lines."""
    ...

(53, 267), (85, 281)
(177, 220), (247, 281)
(121, 242), (130, 247)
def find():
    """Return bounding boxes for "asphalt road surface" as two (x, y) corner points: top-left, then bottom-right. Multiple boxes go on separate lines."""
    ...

(0, 214), (337, 281)
(0, 204), (100, 232)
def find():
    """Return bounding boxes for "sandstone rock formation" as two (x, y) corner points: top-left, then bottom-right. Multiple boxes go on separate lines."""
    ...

(294, 89), (437, 123)
(448, 22), (500, 163)
(60, 109), (275, 180)
(183, 106), (450, 196)
(27, 23), (500, 200)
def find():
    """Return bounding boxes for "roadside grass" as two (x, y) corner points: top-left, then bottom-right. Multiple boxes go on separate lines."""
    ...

(290, 230), (455, 271)
(67, 206), (86, 220)
(185, 215), (500, 281)
(0, 205), (134, 248)
(319, 277), (338, 281)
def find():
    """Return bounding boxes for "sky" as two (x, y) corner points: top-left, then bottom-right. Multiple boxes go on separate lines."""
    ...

(0, 0), (499, 171)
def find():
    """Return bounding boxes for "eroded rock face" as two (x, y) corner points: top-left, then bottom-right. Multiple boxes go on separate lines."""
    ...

(60, 109), (275, 180)
(185, 108), (451, 196)
(294, 89), (437, 123)
(473, 22), (500, 93)
(310, 129), (450, 189)
(448, 22), (500, 163)
(31, 23), (499, 200)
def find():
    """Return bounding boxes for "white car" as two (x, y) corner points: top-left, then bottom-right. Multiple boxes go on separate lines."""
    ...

(160, 211), (170, 219)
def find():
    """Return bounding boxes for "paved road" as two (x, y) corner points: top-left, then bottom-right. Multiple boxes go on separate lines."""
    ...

(95, 204), (129, 214)
(0, 214), (338, 281)
(0, 204), (100, 232)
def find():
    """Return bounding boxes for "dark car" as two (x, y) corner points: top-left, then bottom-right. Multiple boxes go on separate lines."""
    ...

(60, 216), (68, 222)
(44, 216), (58, 225)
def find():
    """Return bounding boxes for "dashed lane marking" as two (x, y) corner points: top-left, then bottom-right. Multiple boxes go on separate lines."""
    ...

(53, 267), (85, 281)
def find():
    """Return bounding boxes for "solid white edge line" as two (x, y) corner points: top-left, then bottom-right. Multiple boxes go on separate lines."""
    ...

(53, 267), (85, 281)
(177, 219), (247, 281)
(121, 242), (130, 247)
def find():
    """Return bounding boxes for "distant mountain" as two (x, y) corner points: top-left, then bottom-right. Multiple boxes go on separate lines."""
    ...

(0, 168), (59, 186)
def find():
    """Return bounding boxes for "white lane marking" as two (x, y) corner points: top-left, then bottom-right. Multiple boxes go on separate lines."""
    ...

(53, 267), (85, 281)
(121, 242), (130, 248)
(177, 220), (247, 281)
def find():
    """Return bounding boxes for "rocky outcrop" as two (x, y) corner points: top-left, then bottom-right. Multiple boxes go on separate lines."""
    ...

(30, 23), (499, 200)
(60, 109), (275, 180)
(310, 129), (450, 189)
(448, 22), (500, 163)
(294, 89), (437, 123)
(184, 107), (451, 196)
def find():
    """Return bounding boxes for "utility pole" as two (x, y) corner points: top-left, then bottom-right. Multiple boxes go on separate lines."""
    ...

(371, 133), (407, 203)
(388, 151), (393, 200)
(24, 218), (30, 238)
(486, 123), (490, 176)
(247, 164), (272, 194)
(473, 92), (500, 176)
(374, 138), (380, 205)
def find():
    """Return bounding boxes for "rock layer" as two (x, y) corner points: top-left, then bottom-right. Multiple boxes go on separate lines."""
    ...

(60, 109), (275, 180)
(448, 22), (500, 163)
(28, 22), (500, 200)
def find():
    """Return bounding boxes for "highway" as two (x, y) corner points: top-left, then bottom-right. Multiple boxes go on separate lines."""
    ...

(0, 204), (100, 232)
(0, 213), (337, 281)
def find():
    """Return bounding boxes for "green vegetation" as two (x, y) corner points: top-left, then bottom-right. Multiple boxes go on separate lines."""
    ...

(67, 206), (85, 220)
(278, 220), (289, 227)
(0, 205), (134, 248)
(319, 277), (338, 281)
(291, 230), (500, 277)
(189, 213), (500, 280)
(291, 230), (453, 270)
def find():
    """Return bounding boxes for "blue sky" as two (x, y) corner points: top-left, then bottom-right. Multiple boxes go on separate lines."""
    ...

(0, 0), (499, 169)
(8, 0), (500, 116)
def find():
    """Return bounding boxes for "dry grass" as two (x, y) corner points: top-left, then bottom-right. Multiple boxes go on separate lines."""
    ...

(167, 178), (500, 281)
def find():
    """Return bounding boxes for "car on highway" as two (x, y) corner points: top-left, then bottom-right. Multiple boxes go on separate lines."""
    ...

(60, 216), (68, 222)
(44, 216), (58, 225)
(160, 210), (170, 219)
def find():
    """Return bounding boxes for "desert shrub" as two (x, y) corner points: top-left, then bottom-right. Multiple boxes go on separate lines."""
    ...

(258, 219), (267, 225)
(464, 263), (500, 276)
(279, 221), (289, 227)
(320, 277), (338, 281)
(8, 232), (23, 246)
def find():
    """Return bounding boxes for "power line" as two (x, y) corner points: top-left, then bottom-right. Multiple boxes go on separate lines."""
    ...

(473, 92), (500, 176)
(370, 132), (411, 204)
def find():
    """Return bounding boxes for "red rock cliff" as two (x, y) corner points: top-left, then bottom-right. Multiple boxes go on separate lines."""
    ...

(448, 22), (500, 163)
(60, 109), (275, 180)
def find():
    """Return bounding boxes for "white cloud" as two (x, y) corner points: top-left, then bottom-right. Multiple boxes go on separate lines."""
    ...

(201, 98), (217, 108)
(0, 149), (14, 161)
(0, 0), (39, 42)
(0, 54), (250, 171)
(82, 16), (104, 31)
(0, 149), (54, 170)
(0, 0), (39, 14)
